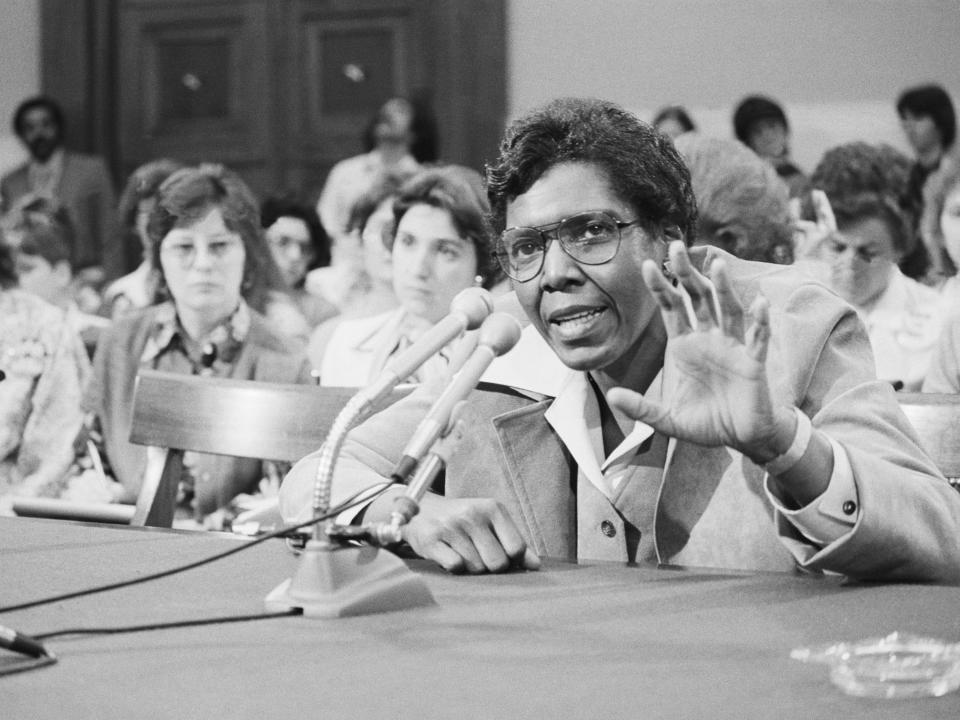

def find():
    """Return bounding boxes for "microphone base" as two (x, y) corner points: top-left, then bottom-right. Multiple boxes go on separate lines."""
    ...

(264, 539), (435, 618)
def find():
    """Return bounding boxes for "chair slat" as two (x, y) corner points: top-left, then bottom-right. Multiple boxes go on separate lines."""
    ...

(897, 392), (960, 478)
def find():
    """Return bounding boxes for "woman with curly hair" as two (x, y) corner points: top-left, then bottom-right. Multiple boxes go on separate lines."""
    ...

(804, 142), (940, 390)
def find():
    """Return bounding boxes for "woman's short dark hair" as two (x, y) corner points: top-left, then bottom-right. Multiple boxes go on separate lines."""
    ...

(390, 164), (500, 288)
(15, 210), (72, 267)
(897, 84), (956, 150)
(260, 193), (332, 270)
(12, 95), (64, 137)
(147, 163), (287, 314)
(653, 105), (696, 134)
(732, 95), (789, 145)
(810, 142), (917, 256)
(486, 97), (697, 244)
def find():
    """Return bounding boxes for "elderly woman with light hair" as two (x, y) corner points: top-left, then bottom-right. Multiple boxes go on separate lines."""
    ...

(673, 133), (793, 264)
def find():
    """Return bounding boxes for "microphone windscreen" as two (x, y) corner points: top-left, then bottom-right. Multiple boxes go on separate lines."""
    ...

(449, 287), (494, 330)
(477, 312), (522, 356)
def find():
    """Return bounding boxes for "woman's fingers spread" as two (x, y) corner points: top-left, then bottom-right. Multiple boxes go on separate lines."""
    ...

(670, 241), (720, 329)
(709, 258), (744, 341)
(642, 259), (692, 336)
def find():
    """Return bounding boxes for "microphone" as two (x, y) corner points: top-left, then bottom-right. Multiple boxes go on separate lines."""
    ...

(0, 624), (51, 659)
(361, 286), (493, 404)
(390, 312), (522, 484)
(305, 286), (494, 532)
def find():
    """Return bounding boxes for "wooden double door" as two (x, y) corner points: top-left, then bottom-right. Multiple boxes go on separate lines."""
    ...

(42, 0), (506, 201)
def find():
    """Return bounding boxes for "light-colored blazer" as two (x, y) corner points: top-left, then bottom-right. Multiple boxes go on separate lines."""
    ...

(281, 247), (960, 583)
(1, 151), (120, 277)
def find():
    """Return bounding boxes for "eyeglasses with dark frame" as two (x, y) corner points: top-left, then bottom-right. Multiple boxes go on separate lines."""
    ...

(494, 210), (639, 282)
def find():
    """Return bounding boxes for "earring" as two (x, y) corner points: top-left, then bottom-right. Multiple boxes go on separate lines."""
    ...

(474, 274), (484, 287)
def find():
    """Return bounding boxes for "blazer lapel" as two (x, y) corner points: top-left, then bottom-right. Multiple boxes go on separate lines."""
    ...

(491, 399), (577, 558)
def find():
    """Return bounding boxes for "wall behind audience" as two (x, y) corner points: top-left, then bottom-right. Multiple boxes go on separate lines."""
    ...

(507, 0), (960, 173)
(4, 1), (958, 181)
(0, 0), (39, 176)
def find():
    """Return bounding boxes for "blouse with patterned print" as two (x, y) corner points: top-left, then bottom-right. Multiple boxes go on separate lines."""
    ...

(0, 289), (90, 506)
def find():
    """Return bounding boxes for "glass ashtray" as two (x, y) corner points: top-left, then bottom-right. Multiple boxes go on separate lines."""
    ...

(791, 632), (960, 699)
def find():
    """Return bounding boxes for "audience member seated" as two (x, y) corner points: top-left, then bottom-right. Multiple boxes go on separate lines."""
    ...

(306, 171), (412, 320)
(674, 133), (793, 264)
(314, 97), (438, 309)
(308, 164), (500, 385)
(920, 155), (960, 393)
(894, 85), (956, 280)
(8, 199), (109, 355)
(733, 94), (807, 198)
(0, 95), (121, 279)
(652, 105), (696, 140)
(102, 159), (183, 318)
(281, 97), (960, 583)
(801, 142), (939, 391)
(260, 193), (338, 328)
(921, 154), (960, 302)
(897, 84), (956, 227)
(78, 164), (312, 528)
(0, 228), (89, 514)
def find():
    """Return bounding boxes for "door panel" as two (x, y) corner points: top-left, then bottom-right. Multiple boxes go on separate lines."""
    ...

(49, 0), (505, 200)
(289, 0), (426, 198)
(119, 1), (271, 189)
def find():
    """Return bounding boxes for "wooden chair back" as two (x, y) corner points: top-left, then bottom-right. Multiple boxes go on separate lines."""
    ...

(897, 392), (960, 485)
(15, 370), (412, 528)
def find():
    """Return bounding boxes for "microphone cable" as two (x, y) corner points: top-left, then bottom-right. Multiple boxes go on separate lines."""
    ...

(0, 485), (388, 614)
(0, 486), (391, 675)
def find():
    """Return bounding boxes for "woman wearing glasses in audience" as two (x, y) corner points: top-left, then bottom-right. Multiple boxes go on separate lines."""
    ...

(80, 164), (312, 528)
(308, 164), (502, 386)
(798, 142), (941, 391)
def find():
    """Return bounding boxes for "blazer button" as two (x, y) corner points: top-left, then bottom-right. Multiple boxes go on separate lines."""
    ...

(842, 500), (857, 515)
(600, 520), (617, 537)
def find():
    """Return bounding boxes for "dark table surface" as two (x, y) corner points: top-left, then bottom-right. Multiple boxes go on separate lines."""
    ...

(2, 516), (960, 719)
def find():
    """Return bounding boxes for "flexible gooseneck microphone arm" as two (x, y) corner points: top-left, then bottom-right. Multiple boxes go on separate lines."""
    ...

(309, 287), (493, 540)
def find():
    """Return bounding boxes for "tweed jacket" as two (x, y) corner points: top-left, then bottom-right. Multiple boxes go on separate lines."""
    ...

(281, 247), (960, 583)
